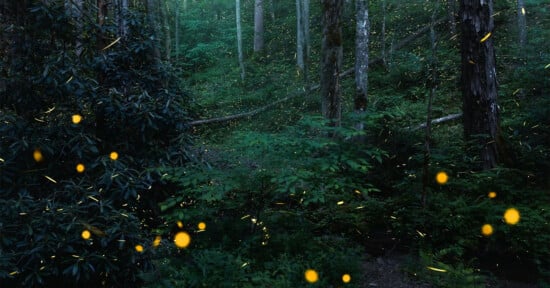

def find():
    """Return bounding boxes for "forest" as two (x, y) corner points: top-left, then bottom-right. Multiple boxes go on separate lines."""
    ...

(0, 0), (548, 287)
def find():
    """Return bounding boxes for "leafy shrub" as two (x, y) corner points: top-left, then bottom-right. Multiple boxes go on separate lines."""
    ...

(0, 2), (191, 286)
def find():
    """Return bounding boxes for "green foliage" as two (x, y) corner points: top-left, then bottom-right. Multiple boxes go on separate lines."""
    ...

(0, 2), (191, 286)
(148, 115), (384, 287)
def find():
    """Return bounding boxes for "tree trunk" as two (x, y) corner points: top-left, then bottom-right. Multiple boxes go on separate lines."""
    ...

(236, 0), (245, 80)
(269, 0), (275, 20)
(161, 0), (171, 60)
(460, 0), (501, 169)
(146, 0), (162, 63)
(254, 0), (264, 53)
(321, 0), (343, 127)
(517, 0), (527, 48)
(296, 0), (310, 74)
(354, 0), (369, 116)
(447, 0), (457, 35)
(65, 0), (83, 56)
(296, 0), (304, 69)
(381, 0), (387, 67)
(97, 0), (107, 50)
(175, 0), (180, 60)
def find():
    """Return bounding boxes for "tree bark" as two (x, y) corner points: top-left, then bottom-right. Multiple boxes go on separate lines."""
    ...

(65, 0), (83, 56)
(321, 0), (343, 127)
(161, 0), (171, 60)
(460, 0), (501, 169)
(296, 0), (304, 69)
(175, 0), (180, 60)
(447, 0), (457, 35)
(254, 0), (264, 52)
(517, 0), (527, 48)
(354, 0), (369, 116)
(236, 0), (245, 80)
(381, 0), (387, 67)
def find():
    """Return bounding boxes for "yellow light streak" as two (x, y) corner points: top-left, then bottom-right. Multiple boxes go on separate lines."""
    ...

(102, 37), (121, 50)
(480, 32), (492, 43)
(427, 266), (447, 272)
(44, 175), (57, 183)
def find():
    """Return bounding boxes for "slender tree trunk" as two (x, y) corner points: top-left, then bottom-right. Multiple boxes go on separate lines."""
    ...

(254, 0), (264, 53)
(422, 5), (439, 207)
(296, 0), (310, 87)
(447, 0), (457, 35)
(460, 0), (501, 169)
(354, 0), (369, 117)
(321, 0), (343, 127)
(236, 0), (245, 80)
(175, 0), (180, 60)
(65, 0), (83, 56)
(517, 0), (527, 48)
(161, 0), (171, 60)
(381, 0), (387, 67)
(296, 0), (304, 69)
(97, 0), (107, 50)
(146, 0), (162, 63)
(269, 0), (275, 20)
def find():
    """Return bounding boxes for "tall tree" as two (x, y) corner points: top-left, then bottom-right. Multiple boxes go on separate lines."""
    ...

(321, 0), (343, 127)
(460, 0), (501, 169)
(161, 0), (172, 60)
(113, 0), (129, 39)
(517, 0), (527, 48)
(354, 0), (369, 119)
(296, 0), (310, 88)
(447, 0), (457, 35)
(254, 0), (264, 52)
(65, 0), (84, 55)
(236, 0), (245, 80)
(381, 0), (387, 66)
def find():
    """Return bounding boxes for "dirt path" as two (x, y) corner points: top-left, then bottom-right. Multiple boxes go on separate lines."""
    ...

(361, 254), (433, 288)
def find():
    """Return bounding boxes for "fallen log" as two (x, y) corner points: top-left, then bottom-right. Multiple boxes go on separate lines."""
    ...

(406, 113), (462, 131)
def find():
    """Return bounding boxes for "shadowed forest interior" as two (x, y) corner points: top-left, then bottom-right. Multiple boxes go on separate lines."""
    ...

(0, 0), (549, 287)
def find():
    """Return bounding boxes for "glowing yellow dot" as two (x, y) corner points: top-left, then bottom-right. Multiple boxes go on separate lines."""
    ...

(488, 191), (497, 198)
(174, 231), (191, 248)
(504, 208), (520, 225)
(435, 172), (448, 184)
(135, 244), (144, 253)
(153, 235), (161, 247)
(342, 273), (351, 283)
(72, 114), (82, 124)
(198, 222), (206, 230)
(177, 221), (183, 228)
(81, 230), (91, 240)
(109, 152), (119, 160)
(33, 149), (44, 162)
(304, 269), (318, 283)
(76, 163), (85, 173)
(481, 224), (493, 236)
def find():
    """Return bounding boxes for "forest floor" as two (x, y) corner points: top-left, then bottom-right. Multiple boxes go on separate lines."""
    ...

(360, 253), (540, 288)
(361, 254), (433, 288)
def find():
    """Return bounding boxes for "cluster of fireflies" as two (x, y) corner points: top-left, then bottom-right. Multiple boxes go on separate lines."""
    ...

(433, 172), (522, 239)
(79, 222), (202, 253)
(303, 269), (351, 284)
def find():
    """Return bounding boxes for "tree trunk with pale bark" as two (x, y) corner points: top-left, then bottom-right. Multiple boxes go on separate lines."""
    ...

(354, 0), (369, 116)
(254, 0), (264, 52)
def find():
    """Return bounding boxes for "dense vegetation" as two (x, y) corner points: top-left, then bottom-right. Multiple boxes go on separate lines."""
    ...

(0, 0), (548, 287)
